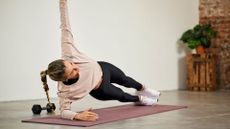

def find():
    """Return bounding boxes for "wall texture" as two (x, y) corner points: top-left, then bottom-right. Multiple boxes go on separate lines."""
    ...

(199, 0), (230, 89)
(0, 0), (198, 101)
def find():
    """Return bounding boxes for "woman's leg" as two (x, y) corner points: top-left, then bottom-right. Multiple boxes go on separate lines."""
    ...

(90, 61), (157, 105)
(89, 82), (157, 105)
(102, 62), (161, 98)
(90, 62), (139, 102)
(98, 62), (143, 91)
(90, 83), (139, 102)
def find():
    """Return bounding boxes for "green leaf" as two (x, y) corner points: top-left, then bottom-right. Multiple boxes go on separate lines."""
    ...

(200, 37), (210, 48)
(187, 39), (200, 49)
(193, 24), (201, 31)
(181, 29), (193, 42)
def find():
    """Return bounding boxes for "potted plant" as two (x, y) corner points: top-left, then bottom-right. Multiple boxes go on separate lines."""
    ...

(180, 24), (217, 54)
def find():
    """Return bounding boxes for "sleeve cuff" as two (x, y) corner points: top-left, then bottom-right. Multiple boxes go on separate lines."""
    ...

(60, 110), (78, 120)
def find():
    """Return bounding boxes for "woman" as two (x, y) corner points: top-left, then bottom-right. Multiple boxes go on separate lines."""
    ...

(40, 0), (160, 121)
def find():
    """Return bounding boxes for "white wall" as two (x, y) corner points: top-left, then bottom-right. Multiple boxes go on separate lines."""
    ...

(0, 0), (198, 102)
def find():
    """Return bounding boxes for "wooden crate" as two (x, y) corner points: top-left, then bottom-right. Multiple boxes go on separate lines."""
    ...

(186, 53), (216, 91)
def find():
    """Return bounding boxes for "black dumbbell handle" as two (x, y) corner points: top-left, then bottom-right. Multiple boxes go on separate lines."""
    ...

(41, 107), (47, 110)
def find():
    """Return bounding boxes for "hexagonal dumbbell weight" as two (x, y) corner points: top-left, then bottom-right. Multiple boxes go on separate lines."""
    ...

(32, 103), (56, 114)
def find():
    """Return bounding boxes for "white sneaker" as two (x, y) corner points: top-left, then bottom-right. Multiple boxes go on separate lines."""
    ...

(135, 96), (158, 106)
(136, 88), (161, 98)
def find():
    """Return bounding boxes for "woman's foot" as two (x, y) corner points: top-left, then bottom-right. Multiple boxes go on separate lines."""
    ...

(135, 96), (158, 106)
(136, 87), (161, 98)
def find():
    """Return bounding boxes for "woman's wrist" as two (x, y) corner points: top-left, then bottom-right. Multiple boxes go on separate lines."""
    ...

(73, 113), (80, 120)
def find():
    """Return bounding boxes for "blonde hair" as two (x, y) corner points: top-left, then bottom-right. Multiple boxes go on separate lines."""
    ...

(40, 59), (66, 102)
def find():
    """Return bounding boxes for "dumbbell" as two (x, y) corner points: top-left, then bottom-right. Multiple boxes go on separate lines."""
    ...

(32, 103), (56, 114)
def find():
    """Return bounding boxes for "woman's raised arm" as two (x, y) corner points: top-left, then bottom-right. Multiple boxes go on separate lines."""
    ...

(59, 0), (80, 58)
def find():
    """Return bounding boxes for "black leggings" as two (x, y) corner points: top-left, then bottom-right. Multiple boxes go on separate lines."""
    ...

(89, 61), (143, 102)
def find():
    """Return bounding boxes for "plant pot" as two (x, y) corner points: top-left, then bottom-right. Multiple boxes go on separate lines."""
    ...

(196, 45), (205, 54)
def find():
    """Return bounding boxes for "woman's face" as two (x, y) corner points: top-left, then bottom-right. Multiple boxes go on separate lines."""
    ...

(63, 61), (80, 80)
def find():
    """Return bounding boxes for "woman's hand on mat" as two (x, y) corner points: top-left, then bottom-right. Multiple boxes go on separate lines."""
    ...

(74, 108), (99, 121)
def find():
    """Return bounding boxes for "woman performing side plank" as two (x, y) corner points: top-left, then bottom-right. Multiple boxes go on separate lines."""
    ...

(40, 0), (161, 121)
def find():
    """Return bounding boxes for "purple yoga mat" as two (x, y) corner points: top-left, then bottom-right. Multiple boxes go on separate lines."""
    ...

(22, 104), (187, 127)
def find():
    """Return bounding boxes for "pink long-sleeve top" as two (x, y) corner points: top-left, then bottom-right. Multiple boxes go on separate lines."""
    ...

(57, 0), (103, 120)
